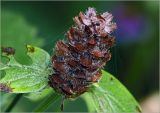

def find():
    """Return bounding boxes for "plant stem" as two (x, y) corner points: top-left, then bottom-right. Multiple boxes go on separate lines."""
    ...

(33, 93), (61, 112)
(5, 94), (23, 112)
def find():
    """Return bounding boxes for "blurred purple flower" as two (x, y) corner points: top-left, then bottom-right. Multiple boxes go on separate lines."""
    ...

(112, 6), (150, 43)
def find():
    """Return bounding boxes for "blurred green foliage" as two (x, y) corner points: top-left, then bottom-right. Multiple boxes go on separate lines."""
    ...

(1, 10), (44, 64)
(88, 70), (140, 112)
(1, 1), (159, 112)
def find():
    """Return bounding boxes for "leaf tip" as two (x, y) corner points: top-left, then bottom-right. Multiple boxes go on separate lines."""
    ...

(27, 45), (35, 53)
(0, 83), (13, 92)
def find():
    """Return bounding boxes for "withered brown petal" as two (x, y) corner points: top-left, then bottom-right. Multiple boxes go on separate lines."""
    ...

(56, 41), (69, 55)
(91, 49), (104, 58)
(80, 57), (92, 67)
(88, 38), (96, 45)
(74, 43), (86, 51)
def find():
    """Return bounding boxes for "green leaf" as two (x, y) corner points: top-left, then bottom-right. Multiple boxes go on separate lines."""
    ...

(0, 92), (15, 111)
(0, 45), (52, 93)
(81, 92), (96, 112)
(33, 93), (61, 112)
(25, 87), (53, 101)
(87, 70), (141, 112)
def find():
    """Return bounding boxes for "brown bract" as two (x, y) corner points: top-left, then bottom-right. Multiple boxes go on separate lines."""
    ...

(1, 47), (15, 55)
(48, 7), (116, 98)
(0, 83), (13, 92)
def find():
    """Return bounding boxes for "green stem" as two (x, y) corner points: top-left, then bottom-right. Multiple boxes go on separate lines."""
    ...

(5, 94), (23, 112)
(33, 93), (61, 112)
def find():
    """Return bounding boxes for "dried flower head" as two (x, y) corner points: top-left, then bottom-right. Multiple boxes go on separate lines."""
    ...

(48, 7), (116, 98)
